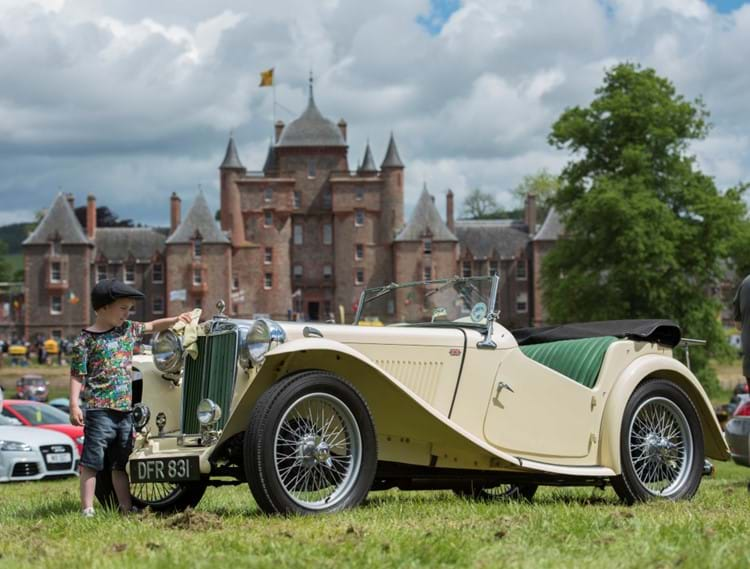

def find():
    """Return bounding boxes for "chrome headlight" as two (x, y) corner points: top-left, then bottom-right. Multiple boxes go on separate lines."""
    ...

(197, 399), (222, 426)
(0, 440), (33, 452)
(240, 318), (286, 368)
(152, 330), (184, 373)
(132, 403), (151, 431)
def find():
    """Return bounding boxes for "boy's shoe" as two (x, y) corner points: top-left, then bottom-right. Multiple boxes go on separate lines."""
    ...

(81, 507), (95, 518)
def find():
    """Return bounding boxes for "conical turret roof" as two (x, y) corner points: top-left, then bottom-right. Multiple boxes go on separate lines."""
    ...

(220, 136), (244, 170)
(263, 142), (278, 173)
(358, 142), (377, 173)
(23, 193), (91, 245)
(166, 193), (229, 244)
(381, 133), (404, 168)
(277, 81), (346, 148)
(395, 184), (457, 242)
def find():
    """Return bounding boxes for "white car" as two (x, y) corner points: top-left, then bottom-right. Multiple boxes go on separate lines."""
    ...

(0, 417), (80, 482)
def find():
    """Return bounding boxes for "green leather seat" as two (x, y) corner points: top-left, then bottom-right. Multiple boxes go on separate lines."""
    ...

(518, 336), (618, 389)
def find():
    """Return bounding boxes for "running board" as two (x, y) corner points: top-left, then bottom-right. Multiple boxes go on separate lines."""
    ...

(516, 457), (616, 478)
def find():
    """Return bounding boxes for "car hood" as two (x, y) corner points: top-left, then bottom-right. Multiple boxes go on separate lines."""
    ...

(278, 322), (474, 347)
(0, 425), (74, 446)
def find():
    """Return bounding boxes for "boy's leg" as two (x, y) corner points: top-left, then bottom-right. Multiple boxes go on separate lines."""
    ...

(112, 470), (132, 512)
(80, 465), (97, 510)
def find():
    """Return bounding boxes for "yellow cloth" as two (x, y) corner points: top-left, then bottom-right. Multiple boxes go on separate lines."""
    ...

(44, 339), (59, 354)
(259, 68), (274, 87)
(172, 309), (203, 360)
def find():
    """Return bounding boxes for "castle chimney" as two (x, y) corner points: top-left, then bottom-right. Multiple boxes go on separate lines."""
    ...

(446, 190), (454, 232)
(525, 192), (537, 236)
(66, 193), (74, 209)
(170, 192), (181, 234)
(86, 194), (96, 239)
(338, 119), (347, 142)
(274, 120), (285, 143)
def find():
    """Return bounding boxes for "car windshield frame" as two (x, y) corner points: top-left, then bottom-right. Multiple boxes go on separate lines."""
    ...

(353, 275), (500, 330)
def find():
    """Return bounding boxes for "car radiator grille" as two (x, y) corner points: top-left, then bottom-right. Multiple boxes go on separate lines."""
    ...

(12, 462), (40, 477)
(39, 444), (74, 471)
(181, 329), (238, 435)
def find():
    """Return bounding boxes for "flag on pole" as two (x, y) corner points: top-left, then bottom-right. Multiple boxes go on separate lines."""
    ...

(259, 68), (274, 87)
(68, 290), (80, 305)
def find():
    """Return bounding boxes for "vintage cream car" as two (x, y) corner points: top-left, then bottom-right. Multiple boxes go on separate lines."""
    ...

(98, 276), (729, 514)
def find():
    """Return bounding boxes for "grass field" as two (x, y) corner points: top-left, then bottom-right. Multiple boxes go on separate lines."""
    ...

(0, 463), (749, 568)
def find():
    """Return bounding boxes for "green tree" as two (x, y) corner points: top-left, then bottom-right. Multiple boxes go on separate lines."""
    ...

(0, 240), (11, 282)
(462, 188), (498, 219)
(513, 169), (560, 221)
(543, 62), (747, 392)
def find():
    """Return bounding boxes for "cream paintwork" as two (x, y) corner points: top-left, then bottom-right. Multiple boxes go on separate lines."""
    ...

(130, 319), (728, 479)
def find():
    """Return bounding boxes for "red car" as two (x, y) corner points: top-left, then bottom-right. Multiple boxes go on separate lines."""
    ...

(1, 400), (84, 456)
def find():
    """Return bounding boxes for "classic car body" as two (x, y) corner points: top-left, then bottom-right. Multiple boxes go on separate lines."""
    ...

(116, 276), (728, 514)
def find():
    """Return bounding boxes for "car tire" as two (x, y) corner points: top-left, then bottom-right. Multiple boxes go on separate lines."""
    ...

(95, 456), (207, 513)
(244, 370), (377, 515)
(611, 379), (704, 504)
(454, 483), (537, 502)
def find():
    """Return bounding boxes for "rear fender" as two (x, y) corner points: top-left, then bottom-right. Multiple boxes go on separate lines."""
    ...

(221, 337), (523, 471)
(598, 354), (729, 473)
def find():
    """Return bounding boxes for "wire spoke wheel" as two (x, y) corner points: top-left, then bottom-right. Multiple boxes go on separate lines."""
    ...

(131, 482), (181, 505)
(274, 392), (362, 510)
(627, 396), (693, 497)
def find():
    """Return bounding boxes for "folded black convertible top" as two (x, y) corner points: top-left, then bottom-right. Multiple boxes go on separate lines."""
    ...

(511, 319), (682, 348)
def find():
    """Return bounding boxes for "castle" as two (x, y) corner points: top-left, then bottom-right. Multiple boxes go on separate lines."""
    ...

(22, 85), (560, 340)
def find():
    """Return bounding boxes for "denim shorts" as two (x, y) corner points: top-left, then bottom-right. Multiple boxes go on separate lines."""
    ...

(80, 409), (134, 472)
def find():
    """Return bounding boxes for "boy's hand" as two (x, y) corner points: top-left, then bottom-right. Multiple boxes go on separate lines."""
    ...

(70, 405), (84, 427)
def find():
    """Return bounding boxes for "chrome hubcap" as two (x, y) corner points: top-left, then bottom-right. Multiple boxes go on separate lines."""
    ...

(628, 396), (693, 497)
(273, 392), (361, 510)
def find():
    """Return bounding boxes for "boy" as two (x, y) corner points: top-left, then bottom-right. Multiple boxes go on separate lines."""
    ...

(69, 279), (192, 517)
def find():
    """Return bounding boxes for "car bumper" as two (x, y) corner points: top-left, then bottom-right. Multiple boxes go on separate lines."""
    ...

(725, 416), (750, 467)
(129, 435), (214, 476)
(0, 450), (79, 483)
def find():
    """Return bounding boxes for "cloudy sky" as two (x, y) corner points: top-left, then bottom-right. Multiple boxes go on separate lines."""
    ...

(1, 0), (749, 227)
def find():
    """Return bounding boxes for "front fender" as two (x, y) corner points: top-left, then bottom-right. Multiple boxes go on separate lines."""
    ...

(222, 337), (523, 471)
(598, 354), (729, 473)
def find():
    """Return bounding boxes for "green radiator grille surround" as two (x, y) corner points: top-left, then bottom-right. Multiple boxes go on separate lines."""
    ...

(519, 336), (618, 389)
(181, 330), (238, 435)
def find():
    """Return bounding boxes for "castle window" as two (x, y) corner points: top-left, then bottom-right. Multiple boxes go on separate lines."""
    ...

(294, 224), (303, 245)
(323, 190), (332, 209)
(293, 191), (302, 209)
(516, 260), (527, 280)
(264, 273), (273, 290)
(308, 160), (316, 178)
(232, 273), (240, 291)
(152, 263), (163, 283)
(323, 265), (332, 281)
(193, 239), (202, 258)
(323, 223), (332, 245)
(423, 267), (432, 281)
(516, 292), (528, 313)
(489, 261), (498, 276)
(193, 269), (202, 285)
(355, 187), (364, 201)
(97, 264), (107, 282)
(50, 295), (62, 315)
(50, 262), (61, 283)
(423, 239), (432, 255)
(355, 268), (365, 285)
(264, 211), (273, 227)
(264, 247), (273, 264)
(264, 187), (273, 202)
(152, 297), (164, 315)
(355, 244), (364, 260)
(124, 264), (135, 283)
(293, 265), (303, 280)
(462, 261), (471, 278)
(355, 209), (364, 226)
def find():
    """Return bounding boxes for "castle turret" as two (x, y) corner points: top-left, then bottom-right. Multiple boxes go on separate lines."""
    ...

(379, 133), (405, 242)
(219, 135), (247, 246)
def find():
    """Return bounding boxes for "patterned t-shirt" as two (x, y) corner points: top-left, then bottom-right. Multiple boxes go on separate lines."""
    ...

(70, 320), (146, 411)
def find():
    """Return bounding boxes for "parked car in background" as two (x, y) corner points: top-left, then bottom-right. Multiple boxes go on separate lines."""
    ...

(2, 400), (84, 456)
(48, 398), (78, 415)
(725, 394), (750, 470)
(108, 275), (727, 515)
(15, 375), (49, 402)
(0, 419), (79, 482)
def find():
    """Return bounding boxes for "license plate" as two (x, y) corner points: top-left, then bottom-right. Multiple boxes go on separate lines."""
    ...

(46, 453), (71, 463)
(130, 456), (200, 483)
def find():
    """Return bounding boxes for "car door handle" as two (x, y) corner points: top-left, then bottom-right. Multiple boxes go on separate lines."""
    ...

(496, 381), (514, 397)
